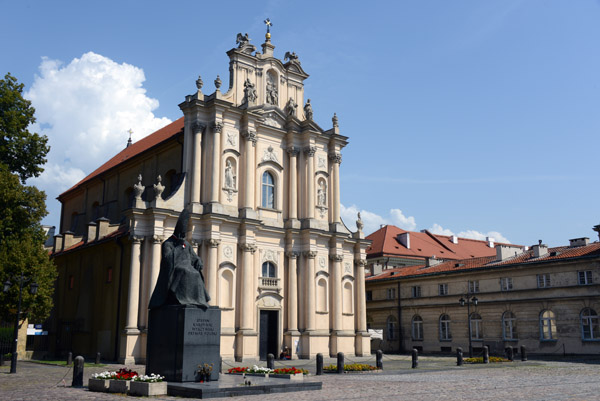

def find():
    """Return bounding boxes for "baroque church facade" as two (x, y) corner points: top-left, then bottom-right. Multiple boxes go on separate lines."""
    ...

(51, 32), (370, 363)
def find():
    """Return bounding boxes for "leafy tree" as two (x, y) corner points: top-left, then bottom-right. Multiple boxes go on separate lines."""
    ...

(0, 74), (55, 323)
(0, 73), (49, 183)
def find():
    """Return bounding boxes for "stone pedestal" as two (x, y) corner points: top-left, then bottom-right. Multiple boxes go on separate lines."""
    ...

(146, 305), (221, 382)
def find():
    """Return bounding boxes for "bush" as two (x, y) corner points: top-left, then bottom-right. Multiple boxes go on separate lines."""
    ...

(464, 356), (509, 363)
(323, 363), (377, 372)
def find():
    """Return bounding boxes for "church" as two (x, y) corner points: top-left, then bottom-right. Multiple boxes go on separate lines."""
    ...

(50, 30), (370, 363)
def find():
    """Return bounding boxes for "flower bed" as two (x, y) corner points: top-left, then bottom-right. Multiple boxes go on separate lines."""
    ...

(464, 356), (510, 364)
(273, 367), (309, 375)
(323, 363), (378, 372)
(89, 368), (165, 394)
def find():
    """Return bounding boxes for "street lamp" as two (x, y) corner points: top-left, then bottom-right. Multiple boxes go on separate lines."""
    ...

(458, 294), (478, 358)
(3, 271), (38, 374)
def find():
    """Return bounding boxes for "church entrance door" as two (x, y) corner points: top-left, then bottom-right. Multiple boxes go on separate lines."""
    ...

(259, 310), (278, 360)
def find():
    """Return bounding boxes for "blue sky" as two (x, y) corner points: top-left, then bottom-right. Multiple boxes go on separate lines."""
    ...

(1, 0), (599, 246)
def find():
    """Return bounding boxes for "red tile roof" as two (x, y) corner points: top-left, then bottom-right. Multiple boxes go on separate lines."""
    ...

(366, 225), (512, 261)
(366, 242), (600, 282)
(59, 117), (185, 199)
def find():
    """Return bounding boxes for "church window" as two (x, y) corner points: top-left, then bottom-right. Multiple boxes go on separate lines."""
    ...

(261, 261), (276, 278)
(412, 315), (423, 340)
(540, 310), (557, 340)
(581, 308), (599, 340)
(261, 171), (275, 209)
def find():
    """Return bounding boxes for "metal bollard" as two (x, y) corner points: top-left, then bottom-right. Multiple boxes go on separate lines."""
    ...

(411, 348), (418, 369)
(316, 353), (323, 375)
(376, 349), (383, 370)
(267, 353), (275, 370)
(520, 345), (527, 361)
(95, 352), (101, 365)
(337, 352), (344, 374)
(505, 346), (514, 361)
(72, 356), (84, 387)
(67, 352), (73, 366)
(483, 346), (489, 364)
(456, 347), (463, 366)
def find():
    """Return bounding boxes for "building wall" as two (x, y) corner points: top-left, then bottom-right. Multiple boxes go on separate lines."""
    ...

(367, 257), (600, 355)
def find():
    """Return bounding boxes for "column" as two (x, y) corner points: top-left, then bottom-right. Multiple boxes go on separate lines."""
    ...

(149, 235), (163, 298)
(191, 123), (205, 203)
(242, 130), (257, 209)
(240, 243), (257, 330)
(355, 259), (367, 332)
(329, 152), (342, 223)
(331, 254), (343, 332)
(304, 251), (316, 331)
(304, 147), (316, 219)
(207, 239), (220, 306)
(210, 122), (223, 203)
(125, 236), (142, 332)
(287, 147), (299, 219)
(286, 251), (299, 332)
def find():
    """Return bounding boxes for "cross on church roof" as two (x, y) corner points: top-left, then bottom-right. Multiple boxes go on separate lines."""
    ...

(264, 18), (273, 41)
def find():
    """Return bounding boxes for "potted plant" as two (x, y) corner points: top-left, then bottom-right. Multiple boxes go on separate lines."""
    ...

(108, 367), (138, 393)
(197, 363), (214, 382)
(89, 371), (115, 392)
(129, 373), (167, 396)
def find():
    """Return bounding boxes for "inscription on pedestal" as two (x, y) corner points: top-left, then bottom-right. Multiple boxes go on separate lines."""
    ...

(188, 319), (218, 337)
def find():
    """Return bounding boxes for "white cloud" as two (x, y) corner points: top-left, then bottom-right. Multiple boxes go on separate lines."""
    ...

(390, 209), (417, 231)
(26, 52), (171, 227)
(428, 223), (510, 243)
(340, 205), (417, 234)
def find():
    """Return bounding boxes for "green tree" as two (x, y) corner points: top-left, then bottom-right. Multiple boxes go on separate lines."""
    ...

(0, 74), (55, 323)
(0, 73), (49, 183)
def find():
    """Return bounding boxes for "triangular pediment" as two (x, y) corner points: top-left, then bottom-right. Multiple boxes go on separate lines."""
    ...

(258, 107), (287, 130)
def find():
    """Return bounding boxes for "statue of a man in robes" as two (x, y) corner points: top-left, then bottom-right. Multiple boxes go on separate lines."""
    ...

(148, 209), (210, 309)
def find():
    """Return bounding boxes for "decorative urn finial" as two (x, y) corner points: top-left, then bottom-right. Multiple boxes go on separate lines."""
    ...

(214, 75), (222, 90)
(332, 113), (339, 128)
(196, 75), (203, 90)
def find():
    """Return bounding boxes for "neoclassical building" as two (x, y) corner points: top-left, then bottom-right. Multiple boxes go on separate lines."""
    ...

(51, 31), (370, 363)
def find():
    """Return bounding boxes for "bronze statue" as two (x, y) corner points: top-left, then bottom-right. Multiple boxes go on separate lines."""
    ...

(148, 209), (210, 309)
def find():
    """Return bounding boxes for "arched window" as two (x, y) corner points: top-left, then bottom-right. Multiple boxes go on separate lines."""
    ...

(387, 316), (398, 340)
(261, 261), (276, 278)
(502, 311), (517, 340)
(581, 308), (599, 340)
(540, 310), (557, 340)
(316, 278), (328, 312)
(261, 171), (275, 208)
(470, 313), (483, 340)
(412, 315), (423, 340)
(219, 269), (234, 308)
(439, 314), (451, 341)
(343, 281), (353, 314)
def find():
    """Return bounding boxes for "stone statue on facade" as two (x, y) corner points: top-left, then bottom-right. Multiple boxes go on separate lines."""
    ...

(317, 181), (327, 206)
(243, 78), (257, 103)
(134, 174), (144, 200)
(284, 51), (300, 64)
(304, 99), (313, 120)
(224, 160), (236, 189)
(266, 74), (278, 105)
(286, 97), (297, 117)
(148, 209), (210, 310)
(236, 33), (256, 54)
(356, 212), (364, 232)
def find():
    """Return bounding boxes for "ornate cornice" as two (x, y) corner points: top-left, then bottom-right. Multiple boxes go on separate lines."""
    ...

(241, 129), (257, 146)
(212, 122), (223, 133)
(286, 146), (300, 157)
(286, 251), (299, 259)
(239, 243), (257, 253)
(208, 239), (221, 248)
(328, 152), (342, 164)
(304, 250), (317, 259)
(304, 146), (316, 157)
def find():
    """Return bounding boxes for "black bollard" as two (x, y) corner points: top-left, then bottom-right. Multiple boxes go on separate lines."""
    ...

(67, 352), (73, 366)
(411, 348), (418, 369)
(95, 352), (101, 365)
(337, 352), (344, 374)
(505, 346), (514, 361)
(483, 346), (489, 364)
(316, 353), (323, 375)
(456, 347), (463, 366)
(520, 345), (527, 361)
(376, 349), (383, 370)
(72, 356), (84, 387)
(267, 353), (274, 370)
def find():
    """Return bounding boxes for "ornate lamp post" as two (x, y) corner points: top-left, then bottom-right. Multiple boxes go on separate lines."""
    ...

(3, 271), (38, 374)
(459, 294), (478, 358)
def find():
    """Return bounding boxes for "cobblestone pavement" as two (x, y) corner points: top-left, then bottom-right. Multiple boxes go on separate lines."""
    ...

(1, 356), (599, 400)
